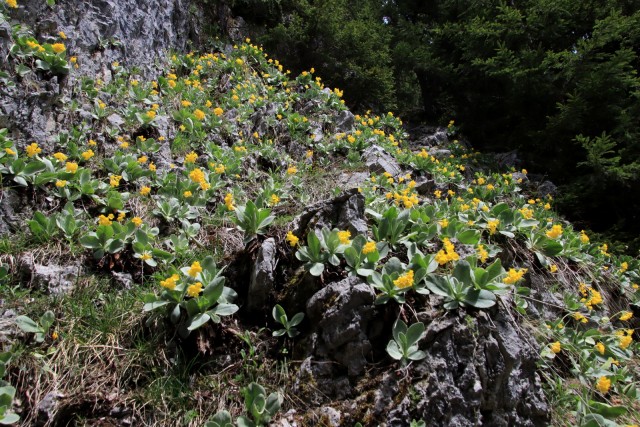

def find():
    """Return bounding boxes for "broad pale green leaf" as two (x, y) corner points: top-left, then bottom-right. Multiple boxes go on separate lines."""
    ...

(187, 313), (210, 331)
(15, 316), (41, 333)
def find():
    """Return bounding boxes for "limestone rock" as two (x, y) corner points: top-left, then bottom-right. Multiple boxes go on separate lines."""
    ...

(305, 276), (376, 376)
(362, 145), (402, 176)
(247, 238), (277, 313)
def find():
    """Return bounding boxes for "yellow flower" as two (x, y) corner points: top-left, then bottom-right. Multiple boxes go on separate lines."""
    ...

(109, 175), (122, 188)
(362, 241), (376, 255)
(193, 109), (206, 121)
(519, 207), (534, 220)
(131, 217), (143, 227)
(393, 270), (414, 289)
(337, 230), (351, 245)
(181, 100), (192, 107)
(306, 150), (314, 158)
(187, 282), (203, 297)
(572, 312), (588, 324)
(224, 193), (235, 211)
(51, 43), (66, 53)
(51, 331), (59, 340)
(546, 224), (563, 239)
(503, 268), (527, 284)
(435, 238), (460, 265)
(286, 231), (299, 247)
(549, 264), (558, 273)
(4, 147), (16, 156)
(619, 333), (633, 350)
(439, 219), (449, 228)
(160, 274), (179, 290)
(595, 342), (605, 355)
(550, 341), (561, 354)
(26, 142), (41, 157)
(189, 168), (206, 184)
(269, 194), (280, 205)
(187, 261), (203, 277)
(65, 162), (78, 173)
(5, 0), (17, 8)
(214, 164), (225, 174)
(81, 149), (94, 160)
(620, 262), (629, 273)
(55, 180), (67, 188)
(149, 162), (156, 172)
(88, 139), (97, 146)
(146, 110), (156, 120)
(98, 215), (112, 226)
(619, 311), (633, 321)
(580, 230), (590, 244)
(596, 376), (611, 394)
(140, 253), (152, 261)
(185, 151), (198, 163)
(287, 166), (298, 175)
(183, 190), (193, 198)
(213, 107), (224, 116)
(477, 245), (489, 263)
(487, 219), (500, 235)
(139, 186), (151, 196)
(137, 155), (148, 164)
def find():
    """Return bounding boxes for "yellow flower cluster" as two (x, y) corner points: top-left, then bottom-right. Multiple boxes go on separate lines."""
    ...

(160, 274), (180, 290)
(362, 241), (376, 255)
(503, 268), (527, 284)
(580, 230), (590, 244)
(338, 230), (351, 245)
(476, 244), (489, 263)
(616, 329), (633, 350)
(546, 224), (563, 239)
(572, 312), (588, 324)
(131, 217), (143, 227)
(65, 162), (78, 173)
(393, 270), (414, 289)
(519, 207), (534, 220)
(98, 214), (113, 226)
(579, 282), (603, 309)
(26, 142), (41, 157)
(286, 231), (299, 247)
(193, 109), (206, 121)
(187, 261), (202, 277)
(224, 192), (235, 211)
(596, 376), (611, 394)
(185, 151), (198, 163)
(6, 0), (18, 8)
(81, 149), (94, 160)
(109, 174), (122, 187)
(187, 282), (203, 297)
(140, 186), (151, 196)
(435, 238), (460, 265)
(487, 219), (499, 235)
(550, 341), (561, 353)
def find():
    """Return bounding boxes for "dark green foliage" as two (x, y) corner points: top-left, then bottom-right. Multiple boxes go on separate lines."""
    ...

(236, 0), (640, 250)
(250, 0), (396, 111)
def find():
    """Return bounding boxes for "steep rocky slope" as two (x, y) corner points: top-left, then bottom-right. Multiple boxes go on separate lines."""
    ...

(0, 1), (638, 426)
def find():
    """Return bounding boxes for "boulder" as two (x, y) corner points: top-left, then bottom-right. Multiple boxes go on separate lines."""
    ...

(362, 145), (402, 176)
(247, 238), (277, 313)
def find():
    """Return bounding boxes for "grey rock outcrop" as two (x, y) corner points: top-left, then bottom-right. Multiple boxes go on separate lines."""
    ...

(305, 276), (376, 376)
(247, 238), (277, 313)
(370, 309), (549, 426)
(291, 188), (368, 237)
(19, 254), (82, 295)
(362, 145), (402, 176)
